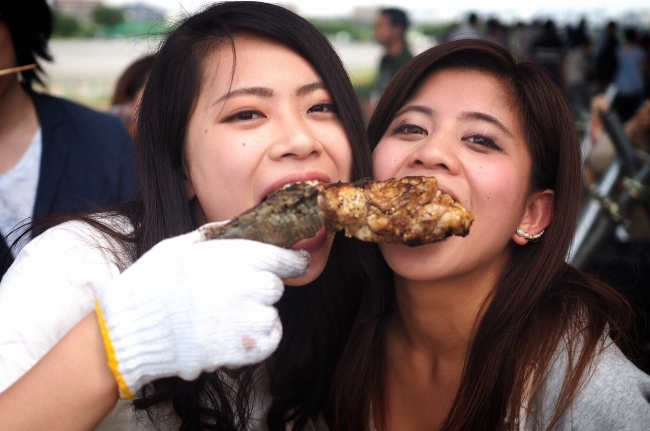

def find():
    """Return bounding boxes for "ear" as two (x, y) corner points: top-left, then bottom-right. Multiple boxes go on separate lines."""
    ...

(512, 189), (554, 245)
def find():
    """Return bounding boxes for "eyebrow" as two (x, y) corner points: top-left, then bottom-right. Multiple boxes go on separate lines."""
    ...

(213, 87), (273, 106)
(394, 104), (433, 118)
(213, 82), (328, 107)
(460, 111), (514, 138)
(296, 81), (328, 96)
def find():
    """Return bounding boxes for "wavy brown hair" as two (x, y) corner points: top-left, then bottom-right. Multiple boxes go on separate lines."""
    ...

(331, 39), (635, 431)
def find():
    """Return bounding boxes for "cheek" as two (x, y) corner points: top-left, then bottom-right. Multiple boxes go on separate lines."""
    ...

(331, 140), (354, 181)
(327, 128), (354, 181)
(372, 143), (400, 181)
(469, 166), (529, 231)
(185, 140), (253, 221)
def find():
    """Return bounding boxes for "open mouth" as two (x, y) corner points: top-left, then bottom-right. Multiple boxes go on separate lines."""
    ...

(290, 226), (328, 252)
(261, 179), (323, 203)
(259, 173), (331, 206)
(259, 181), (329, 252)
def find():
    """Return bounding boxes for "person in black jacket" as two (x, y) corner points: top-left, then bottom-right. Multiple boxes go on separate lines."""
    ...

(0, 1), (138, 279)
(594, 21), (620, 92)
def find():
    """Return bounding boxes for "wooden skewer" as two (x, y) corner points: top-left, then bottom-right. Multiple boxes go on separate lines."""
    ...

(0, 64), (37, 77)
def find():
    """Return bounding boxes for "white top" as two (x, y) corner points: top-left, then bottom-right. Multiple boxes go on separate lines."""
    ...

(0, 218), (281, 430)
(0, 218), (154, 430)
(0, 128), (42, 256)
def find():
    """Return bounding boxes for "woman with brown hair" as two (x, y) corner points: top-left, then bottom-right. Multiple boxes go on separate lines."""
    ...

(332, 39), (650, 430)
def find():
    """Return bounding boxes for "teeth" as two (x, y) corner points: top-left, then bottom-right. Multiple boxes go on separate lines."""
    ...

(279, 180), (321, 191)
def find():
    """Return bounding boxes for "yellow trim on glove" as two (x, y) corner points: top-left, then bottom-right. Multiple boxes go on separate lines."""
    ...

(95, 300), (134, 400)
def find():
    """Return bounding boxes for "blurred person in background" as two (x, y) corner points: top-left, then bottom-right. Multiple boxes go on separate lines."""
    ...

(0, 1), (138, 279)
(110, 54), (155, 136)
(446, 11), (482, 41)
(612, 27), (647, 123)
(565, 18), (593, 120)
(594, 21), (619, 92)
(485, 17), (508, 48)
(368, 7), (413, 116)
(530, 19), (567, 92)
(514, 19), (542, 58)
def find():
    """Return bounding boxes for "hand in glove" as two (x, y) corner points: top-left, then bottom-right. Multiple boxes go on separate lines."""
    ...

(95, 223), (310, 399)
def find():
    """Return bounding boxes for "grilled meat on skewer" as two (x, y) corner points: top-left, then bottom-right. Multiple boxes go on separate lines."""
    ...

(200, 176), (474, 248)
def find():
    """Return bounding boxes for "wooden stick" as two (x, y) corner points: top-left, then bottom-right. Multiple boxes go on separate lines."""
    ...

(0, 64), (37, 77)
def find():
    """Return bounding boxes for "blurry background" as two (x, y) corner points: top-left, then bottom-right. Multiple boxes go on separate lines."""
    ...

(43, 0), (650, 109)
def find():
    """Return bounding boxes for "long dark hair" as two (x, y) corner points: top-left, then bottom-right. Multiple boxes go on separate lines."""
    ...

(121, 2), (374, 431)
(331, 39), (634, 431)
(0, 0), (53, 90)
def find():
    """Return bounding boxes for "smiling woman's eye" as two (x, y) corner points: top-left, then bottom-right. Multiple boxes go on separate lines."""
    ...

(465, 134), (501, 150)
(308, 103), (337, 114)
(392, 123), (427, 135)
(225, 110), (264, 122)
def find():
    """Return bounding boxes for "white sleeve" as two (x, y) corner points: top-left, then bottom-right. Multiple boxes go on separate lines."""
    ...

(0, 220), (123, 392)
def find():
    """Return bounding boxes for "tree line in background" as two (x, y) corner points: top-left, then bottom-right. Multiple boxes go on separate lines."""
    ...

(53, 5), (172, 38)
(52, 7), (455, 41)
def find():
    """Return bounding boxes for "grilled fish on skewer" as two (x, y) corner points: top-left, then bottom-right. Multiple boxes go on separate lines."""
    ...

(200, 176), (474, 248)
(200, 182), (324, 248)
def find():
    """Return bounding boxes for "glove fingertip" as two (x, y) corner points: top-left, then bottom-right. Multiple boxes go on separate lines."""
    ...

(275, 249), (311, 279)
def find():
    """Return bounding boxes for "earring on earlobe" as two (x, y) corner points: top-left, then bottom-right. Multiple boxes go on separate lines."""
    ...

(516, 228), (545, 242)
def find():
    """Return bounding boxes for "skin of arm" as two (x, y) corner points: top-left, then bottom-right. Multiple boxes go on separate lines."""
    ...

(0, 312), (118, 431)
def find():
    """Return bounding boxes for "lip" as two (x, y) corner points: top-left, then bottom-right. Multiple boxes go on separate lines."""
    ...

(437, 185), (458, 202)
(290, 226), (328, 252)
(259, 172), (332, 203)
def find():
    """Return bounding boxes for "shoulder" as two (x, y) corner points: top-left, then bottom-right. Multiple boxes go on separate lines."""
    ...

(33, 92), (120, 125)
(530, 336), (650, 430)
(4, 215), (134, 284)
(0, 215), (134, 391)
(32, 92), (132, 143)
(569, 341), (650, 429)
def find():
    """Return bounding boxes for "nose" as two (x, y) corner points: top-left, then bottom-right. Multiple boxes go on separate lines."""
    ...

(268, 114), (322, 160)
(406, 132), (460, 174)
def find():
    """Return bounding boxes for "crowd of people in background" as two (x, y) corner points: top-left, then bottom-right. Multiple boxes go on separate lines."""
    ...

(440, 13), (649, 125)
(439, 17), (650, 121)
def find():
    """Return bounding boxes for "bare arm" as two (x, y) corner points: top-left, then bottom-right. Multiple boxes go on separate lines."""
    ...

(0, 312), (118, 431)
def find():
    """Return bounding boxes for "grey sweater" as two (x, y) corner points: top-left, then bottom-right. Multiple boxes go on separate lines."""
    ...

(524, 337), (650, 430)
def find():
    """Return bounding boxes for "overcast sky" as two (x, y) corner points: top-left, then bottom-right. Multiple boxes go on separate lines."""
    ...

(104, 0), (650, 23)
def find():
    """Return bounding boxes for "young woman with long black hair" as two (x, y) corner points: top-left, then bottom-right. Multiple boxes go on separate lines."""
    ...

(0, 3), (379, 430)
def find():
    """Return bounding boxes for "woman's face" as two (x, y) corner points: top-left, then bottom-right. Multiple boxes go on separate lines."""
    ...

(184, 34), (353, 285)
(0, 20), (17, 94)
(373, 69), (535, 285)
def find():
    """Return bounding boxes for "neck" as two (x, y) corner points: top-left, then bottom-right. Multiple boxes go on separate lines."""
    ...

(388, 273), (494, 361)
(0, 76), (34, 126)
(380, 274), (496, 430)
(386, 39), (406, 58)
(0, 76), (39, 173)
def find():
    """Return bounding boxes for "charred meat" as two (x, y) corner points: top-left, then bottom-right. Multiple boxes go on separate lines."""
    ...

(201, 176), (473, 248)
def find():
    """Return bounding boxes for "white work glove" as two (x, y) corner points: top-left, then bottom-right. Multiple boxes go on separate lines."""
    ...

(95, 222), (310, 399)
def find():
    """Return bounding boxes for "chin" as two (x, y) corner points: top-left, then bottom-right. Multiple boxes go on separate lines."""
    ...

(379, 242), (444, 281)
